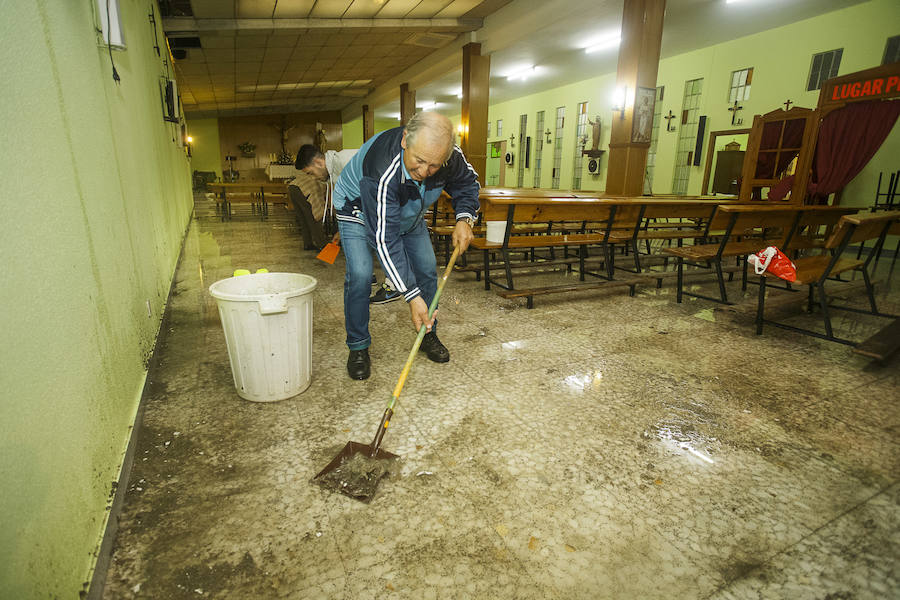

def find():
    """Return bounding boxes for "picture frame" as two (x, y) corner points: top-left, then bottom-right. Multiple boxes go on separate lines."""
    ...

(631, 86), (656, 143)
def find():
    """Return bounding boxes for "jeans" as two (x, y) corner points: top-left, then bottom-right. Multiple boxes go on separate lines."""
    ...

(337, 217), (437, 350)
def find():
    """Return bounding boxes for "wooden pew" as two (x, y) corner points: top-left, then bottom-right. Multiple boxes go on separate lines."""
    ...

(207, 182), (288, 221)
(470, 196), (643, 291)
(605, 199), (733, 273)
(663, 205), (801, 304)
(784, 205), (861, 254)
(756, 210), (900, 356)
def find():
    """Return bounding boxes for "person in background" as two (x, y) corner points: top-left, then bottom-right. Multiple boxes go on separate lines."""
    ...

(332, 111), (479, 380)
(295, 144), (401, 303)
(290, 146), (329, 251)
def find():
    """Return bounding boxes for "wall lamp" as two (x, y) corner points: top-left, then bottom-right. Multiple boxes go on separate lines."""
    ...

(611, 86), (635, 120)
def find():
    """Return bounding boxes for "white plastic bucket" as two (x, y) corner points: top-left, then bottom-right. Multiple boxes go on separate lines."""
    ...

(209, 272), (317, 402)
(486, 221), (507, 244)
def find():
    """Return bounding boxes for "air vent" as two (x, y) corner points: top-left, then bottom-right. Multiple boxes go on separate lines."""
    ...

(403, 32), (456, 48)
(169, 36), (202, 48)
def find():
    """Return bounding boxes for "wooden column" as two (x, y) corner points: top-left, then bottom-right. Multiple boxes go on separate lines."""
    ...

(460, 42), (490, 187)
(605, 0), (665, 196)
(400, 83), (416, 125)
(362, 104), (374, 142)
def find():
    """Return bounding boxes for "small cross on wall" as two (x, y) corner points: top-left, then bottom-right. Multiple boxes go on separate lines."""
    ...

(728, 100), (743, 125)
(664, 110), (677, 132)
(783, 99), (793, 111)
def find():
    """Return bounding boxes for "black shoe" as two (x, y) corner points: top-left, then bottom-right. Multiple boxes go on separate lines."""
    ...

(419, 332), (449, 363)
(369, 283), (402, 304)
(347, 349), (370, 380)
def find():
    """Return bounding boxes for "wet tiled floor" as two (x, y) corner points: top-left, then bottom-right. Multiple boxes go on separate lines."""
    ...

(102, 199), (899, 599)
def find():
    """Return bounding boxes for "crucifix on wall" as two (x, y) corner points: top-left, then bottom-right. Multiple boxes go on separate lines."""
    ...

(783, 99), (793, 110)
(270, 116), (296, 154)
(663, 110), (677, 132)
(728, 100), (743, 125)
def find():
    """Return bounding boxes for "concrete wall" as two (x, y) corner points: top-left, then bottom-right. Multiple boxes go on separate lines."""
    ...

(0, 1), (193, 597)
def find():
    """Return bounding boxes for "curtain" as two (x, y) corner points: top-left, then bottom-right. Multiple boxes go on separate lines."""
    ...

(768, 100), (900, 202)
(809, 99), (900, 202)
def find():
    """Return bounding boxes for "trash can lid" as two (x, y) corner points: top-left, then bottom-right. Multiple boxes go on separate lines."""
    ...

(209, 272), (317, 302)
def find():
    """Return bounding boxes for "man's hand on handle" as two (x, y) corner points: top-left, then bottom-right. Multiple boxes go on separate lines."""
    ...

(452, 219), (474, 254)
(409, 296), (437, 333)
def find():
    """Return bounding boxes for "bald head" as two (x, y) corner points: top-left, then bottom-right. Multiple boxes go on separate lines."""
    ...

(401, 111), (455, 181)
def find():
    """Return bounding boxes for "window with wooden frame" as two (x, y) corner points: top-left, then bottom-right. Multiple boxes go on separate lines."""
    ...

(739, 107), (818, 203)
(807, 49), (842, 91)
(496, 119), (503, 138)
(729, 68), (752, 103)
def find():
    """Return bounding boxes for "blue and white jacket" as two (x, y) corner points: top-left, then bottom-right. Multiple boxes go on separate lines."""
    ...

(332, 127), (480, 302)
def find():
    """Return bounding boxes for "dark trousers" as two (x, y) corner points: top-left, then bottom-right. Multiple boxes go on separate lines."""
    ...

(289, 187), (326, 250)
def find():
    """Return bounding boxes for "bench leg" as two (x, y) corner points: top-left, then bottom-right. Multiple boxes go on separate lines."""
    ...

(676, 257), (684, 303)
(862, 268), (878, 313)
(527, 296), (534, 309)
(714, 261), (728, 303)
(741, 257), (748, 291)
(579, 246), (586, 281)
(483, 249), (491, 290)
(818, 280), (834, 339)
(606, 245), (615, 279)
(502, 249), (514, 290)
(632, 240), (641, 273)
(756, 275), (766, 334)
(807, 284), (815, 313)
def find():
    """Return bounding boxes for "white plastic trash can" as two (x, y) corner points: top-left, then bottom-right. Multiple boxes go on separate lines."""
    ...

(486, 220), (507, 244)
(209, 272), (317, 402)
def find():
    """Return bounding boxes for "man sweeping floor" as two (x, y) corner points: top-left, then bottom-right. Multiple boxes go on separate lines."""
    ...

(331, 111), (480, 380)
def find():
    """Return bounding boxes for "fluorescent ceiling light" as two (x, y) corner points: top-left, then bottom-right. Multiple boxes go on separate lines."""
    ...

(235, 80), (372, 93)
(507, 66), (536, 81)
(585, 35), (621, 53)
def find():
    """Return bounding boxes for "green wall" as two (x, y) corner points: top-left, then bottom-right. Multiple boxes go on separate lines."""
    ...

(0, 1), (193, 597)
(187, 117), (223, 180)
(485, 0), (900, 201)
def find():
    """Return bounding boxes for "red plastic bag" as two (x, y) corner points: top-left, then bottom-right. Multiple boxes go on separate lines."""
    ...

(748, 246), (797, 282)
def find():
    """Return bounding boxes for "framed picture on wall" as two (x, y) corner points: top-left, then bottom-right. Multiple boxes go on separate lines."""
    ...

(631, 86), (656, 143)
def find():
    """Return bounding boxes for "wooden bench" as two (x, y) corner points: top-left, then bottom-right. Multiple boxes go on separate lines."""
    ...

(470, 197), (644, 290)
(606, 200), (731, 273)
(496, 264), (742, 308)
(662, 205), (801, 304)
(756, 210), (900, 350)
(207, 182), (288, 221)
(784, 205), (861, 253)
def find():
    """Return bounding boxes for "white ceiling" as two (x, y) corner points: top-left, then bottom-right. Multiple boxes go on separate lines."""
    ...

(370, 0), (867, 120)
(165, 0), (868, 120)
